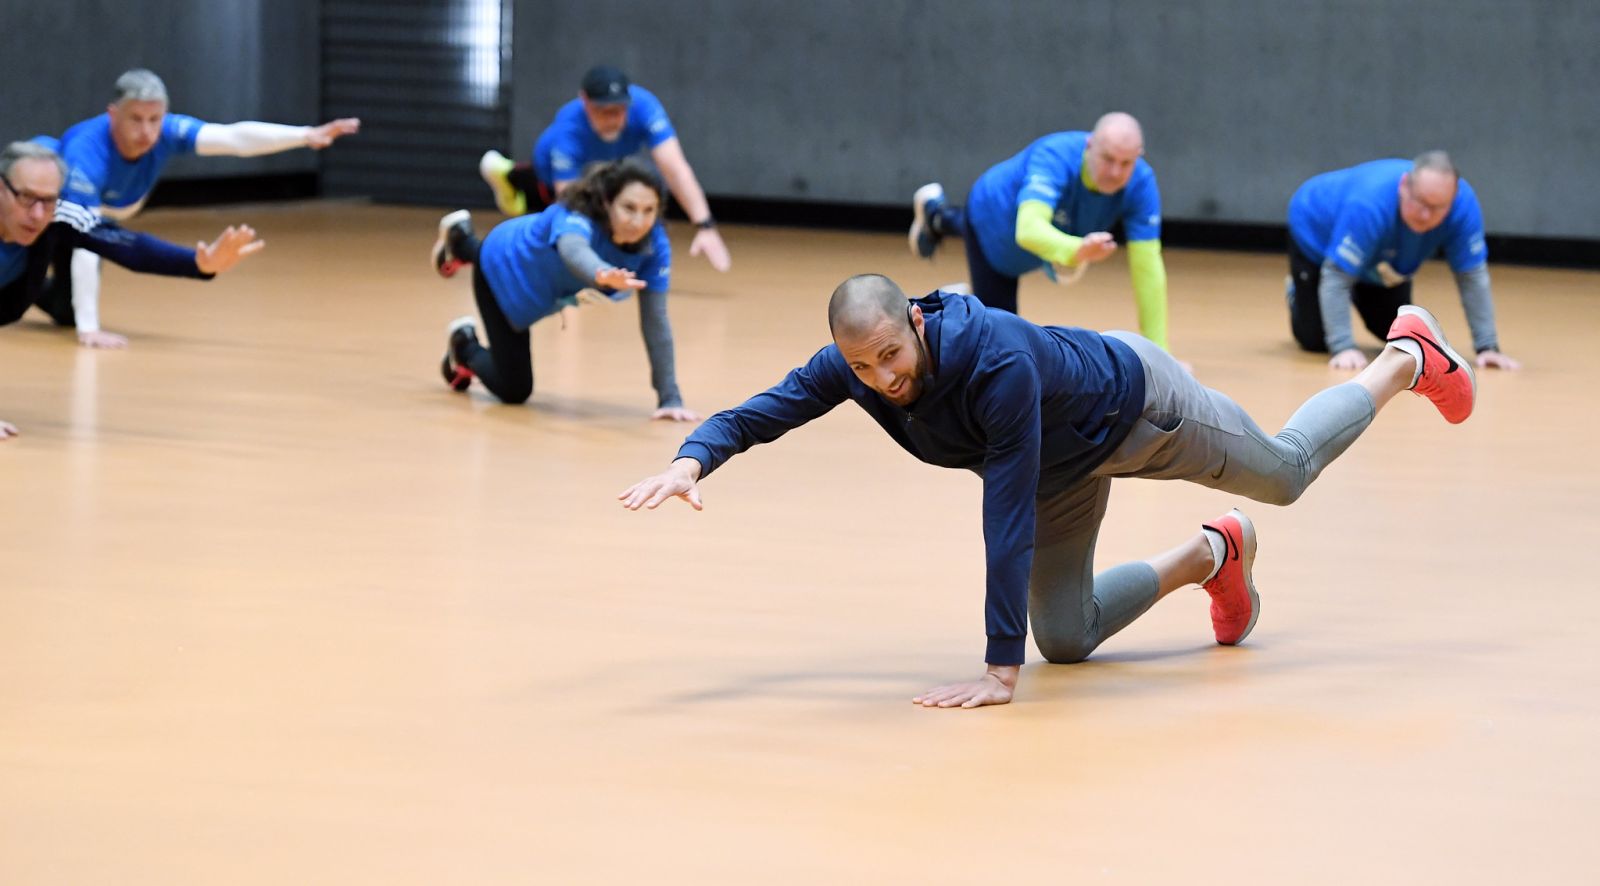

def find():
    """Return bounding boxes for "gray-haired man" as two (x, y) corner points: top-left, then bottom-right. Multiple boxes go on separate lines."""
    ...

(35, 69), (357, 347)
(1286, 151), (1520, 372)
(2, 141), (262, 343)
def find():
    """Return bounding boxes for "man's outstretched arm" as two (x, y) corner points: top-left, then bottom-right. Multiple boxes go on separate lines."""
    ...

(194, 119), (359, 157)
(618, 345), (852, 509)
(913, 355), (1042, 710)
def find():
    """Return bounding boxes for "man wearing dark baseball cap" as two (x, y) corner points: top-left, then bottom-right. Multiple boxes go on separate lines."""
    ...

(581, 65), (632, 105)
(479, 64), (731, 271)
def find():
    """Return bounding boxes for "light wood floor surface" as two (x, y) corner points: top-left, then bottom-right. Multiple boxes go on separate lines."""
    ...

(2, 203), (1596, 883)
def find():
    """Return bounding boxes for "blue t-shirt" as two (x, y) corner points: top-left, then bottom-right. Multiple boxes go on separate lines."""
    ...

(0, 240), (30, 288)
(46, 112), (206, 210)
(533, 86), (676, 187)
(478, 203), (671, 331)
(1288, 159), (1487, 284)
(966, 131), (1162, 278)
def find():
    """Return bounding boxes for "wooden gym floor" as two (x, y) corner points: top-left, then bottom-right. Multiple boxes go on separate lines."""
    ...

(2, 203), (1596, 883)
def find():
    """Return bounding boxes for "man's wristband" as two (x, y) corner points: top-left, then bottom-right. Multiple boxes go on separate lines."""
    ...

(695, 217), (716, 230)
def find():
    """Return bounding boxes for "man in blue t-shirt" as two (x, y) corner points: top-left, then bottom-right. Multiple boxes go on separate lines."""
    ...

(908, 113), (1172, 353)
(477, 65), (731, 273)
(39, 68), (359, 348)
(1286, 151), (1519, 372)
(620, 273), (1476, 708)
(2, 140), (264, 439)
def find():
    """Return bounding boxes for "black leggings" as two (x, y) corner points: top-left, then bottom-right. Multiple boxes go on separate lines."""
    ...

(463, 263), (535, 404)
(449, 229), (535, 404)
(504, 163), (554, 214)
(965, 231), (1021, 314)
(0, 277), (31, 326)
(1287, 239), (1411, 352)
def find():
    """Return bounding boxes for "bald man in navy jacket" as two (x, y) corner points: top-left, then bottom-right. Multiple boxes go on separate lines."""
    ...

(622, 274), (1474, 708)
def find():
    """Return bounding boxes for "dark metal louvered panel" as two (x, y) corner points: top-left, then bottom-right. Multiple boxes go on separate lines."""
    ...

(320, 0), (510, 206)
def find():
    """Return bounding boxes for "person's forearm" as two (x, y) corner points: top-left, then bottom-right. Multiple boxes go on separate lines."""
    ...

(977, 380), (1043, 667)
(674, 353), (849, 478)
(1014, 199), (1082, 266)
(659, 159), (712, 224)
(556, 232), (608, 282)
(1317, 260), (1360, 354)
(1455, 265), (1500, 353)
(70, 248), (101, 334)
(637, 290), (683, 408)
(1126, 239), (1169, 350)
(194, 122), (314, 157)
(987, 664), (1020, 686)
(60, 206), (209, 280)
(670, 456), (703, 480)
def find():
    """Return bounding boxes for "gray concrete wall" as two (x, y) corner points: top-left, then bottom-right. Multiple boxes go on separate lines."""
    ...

(511, 0), (1597, 238)
(2, 0), (321, 180)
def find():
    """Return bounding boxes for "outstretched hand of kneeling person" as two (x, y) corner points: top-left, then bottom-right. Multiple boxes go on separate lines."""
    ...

(195, 225), (266, 275)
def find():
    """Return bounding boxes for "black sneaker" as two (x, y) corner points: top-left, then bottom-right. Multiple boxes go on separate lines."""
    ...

(908, 183), (946, 259)
(441, 315), (477, 392)
(432, 210), (473, 278)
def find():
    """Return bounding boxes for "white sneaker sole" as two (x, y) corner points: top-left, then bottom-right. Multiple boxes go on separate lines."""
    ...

(908, 182), (944, 257)
(1230, 508), (1261, 645)
(432, 209), (472, 276)
(478, 150), (509, 183)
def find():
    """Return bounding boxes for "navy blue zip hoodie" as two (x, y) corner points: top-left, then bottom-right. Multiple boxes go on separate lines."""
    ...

(676, 292), (1146, 666)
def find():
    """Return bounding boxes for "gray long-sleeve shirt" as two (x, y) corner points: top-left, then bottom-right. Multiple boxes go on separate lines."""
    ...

(1318, 260), (1500, 354)
(556, 232), (682, 407)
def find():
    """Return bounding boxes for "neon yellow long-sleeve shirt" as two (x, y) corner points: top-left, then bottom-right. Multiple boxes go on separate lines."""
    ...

(1012, 199), (1170, 350)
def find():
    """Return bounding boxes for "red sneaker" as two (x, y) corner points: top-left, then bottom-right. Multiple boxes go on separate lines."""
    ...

(1202, 509), (1260, 646)
(1386, 305), (1476, 424)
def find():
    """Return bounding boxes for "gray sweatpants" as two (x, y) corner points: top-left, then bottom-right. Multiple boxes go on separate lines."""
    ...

(1028, 332), (1377, 663)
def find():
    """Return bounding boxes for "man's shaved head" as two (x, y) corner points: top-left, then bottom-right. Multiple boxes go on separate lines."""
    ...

(1092, 111), (1144, 152)
(828, 273), (908, 340)
(1085, 112), (1145, 193)
(827, 274), (930, 407)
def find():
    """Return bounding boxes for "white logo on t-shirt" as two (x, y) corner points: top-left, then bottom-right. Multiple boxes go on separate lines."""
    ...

(67, 168), (98, 198)
(1335, 235), (1366, 267)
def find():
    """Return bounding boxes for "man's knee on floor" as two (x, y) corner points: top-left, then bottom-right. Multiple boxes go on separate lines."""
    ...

(1035, 630), (1098, 665)
(1290, 326), (1328, 354)
(499, 387), (533, 405)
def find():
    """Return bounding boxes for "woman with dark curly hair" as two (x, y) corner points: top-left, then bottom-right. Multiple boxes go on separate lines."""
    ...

(429, 157), (696, 420)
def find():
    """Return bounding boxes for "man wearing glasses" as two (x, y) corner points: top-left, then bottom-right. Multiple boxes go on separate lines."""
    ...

(1, 140), (263, 431)
(37, 68), (358, 348)
(1285, 151), (1520, 371)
